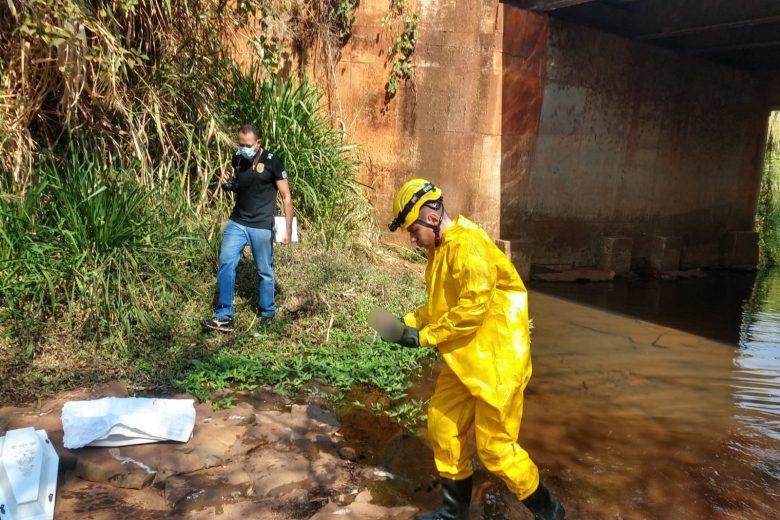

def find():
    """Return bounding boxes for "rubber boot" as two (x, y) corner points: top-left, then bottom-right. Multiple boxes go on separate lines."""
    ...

(415, 476), (472, 520)
(521, 481), (565, 520)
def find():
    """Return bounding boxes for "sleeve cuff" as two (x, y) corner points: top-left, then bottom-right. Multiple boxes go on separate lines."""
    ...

(402, 313), (418, 328)
(418, 327), (436, 347)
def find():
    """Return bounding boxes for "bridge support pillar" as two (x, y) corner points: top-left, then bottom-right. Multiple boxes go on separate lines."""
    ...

(721, 231), (758, 269)
(651, 236), (683, 272)
(597, 236), (632, 275)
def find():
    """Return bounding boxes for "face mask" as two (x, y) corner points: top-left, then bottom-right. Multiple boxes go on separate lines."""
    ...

(239, 146), (256, 160)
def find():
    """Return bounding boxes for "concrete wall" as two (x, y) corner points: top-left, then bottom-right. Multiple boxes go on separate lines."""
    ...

(500, 8), (548, 265)
(337, 0), (504, 238)
(500, 16), (768, 269)
(245, 1), (770, 270)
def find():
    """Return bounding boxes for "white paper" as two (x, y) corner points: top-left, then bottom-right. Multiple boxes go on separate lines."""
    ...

(61, 397), (196, 449)
(275, 216), (298, 243)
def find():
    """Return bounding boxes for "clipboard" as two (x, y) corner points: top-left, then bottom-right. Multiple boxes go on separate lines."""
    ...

(274, 216), (299, 243)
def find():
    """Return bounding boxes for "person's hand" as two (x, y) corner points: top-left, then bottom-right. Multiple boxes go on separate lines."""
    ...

(220, 172), (231, 185)
(396, 325), (420, 348)
(279, 233), (291, 245)
(395, 325), (420, 348)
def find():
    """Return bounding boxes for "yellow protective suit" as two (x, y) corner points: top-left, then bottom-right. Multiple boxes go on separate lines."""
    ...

(403, 215), (539, 499)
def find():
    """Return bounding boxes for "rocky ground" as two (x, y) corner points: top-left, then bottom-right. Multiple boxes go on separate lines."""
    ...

(0, 381), (420, 519)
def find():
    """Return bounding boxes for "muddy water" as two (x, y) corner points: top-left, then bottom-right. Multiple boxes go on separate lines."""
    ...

(347, 270), (780, 519)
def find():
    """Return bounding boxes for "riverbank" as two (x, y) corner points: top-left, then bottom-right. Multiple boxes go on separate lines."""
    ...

(0, 240), (434, 410)
(0, 380), (420, 519)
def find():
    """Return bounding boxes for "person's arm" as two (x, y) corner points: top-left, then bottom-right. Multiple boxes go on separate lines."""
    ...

(418, 243), (496, 347)
(275, 178), (293, 244)
(403, 305), (429, 329)
(221, 154), (240, 191)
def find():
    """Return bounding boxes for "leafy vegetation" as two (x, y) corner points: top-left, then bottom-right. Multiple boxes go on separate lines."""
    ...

(0, 0), (433, 430)
(386, 14), (418, 97)
(331, 0), (360, 43)
(758, 111), (780, 267)
(0, 138), (202, 346)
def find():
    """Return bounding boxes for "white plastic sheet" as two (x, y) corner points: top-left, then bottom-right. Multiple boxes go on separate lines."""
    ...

(61, 397), (196, 449)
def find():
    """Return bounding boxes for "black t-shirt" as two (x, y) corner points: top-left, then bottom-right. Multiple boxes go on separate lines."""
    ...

(225, 148), (288, 229)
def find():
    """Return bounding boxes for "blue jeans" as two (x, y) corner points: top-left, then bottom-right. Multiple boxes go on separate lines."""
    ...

(215, 219), (275, 319)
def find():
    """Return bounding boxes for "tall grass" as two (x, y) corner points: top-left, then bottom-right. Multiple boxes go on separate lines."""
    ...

(220, 64), (375, 246)
(0, 137), (202, 343)
(0, 0), (244, 192)
(758, 111), (780, 267)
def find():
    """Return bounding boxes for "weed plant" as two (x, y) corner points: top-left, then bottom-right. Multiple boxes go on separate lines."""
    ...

(758, 112), (780, 266)
(173, 241), (435, 409)
(0, 138), (201, 342)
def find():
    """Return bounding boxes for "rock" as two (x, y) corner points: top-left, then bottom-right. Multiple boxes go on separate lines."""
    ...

(53, 443), (79, 473)
(308, 490), (417, 520)
(310, 450), (352, 489)
(246, 449), (318, 498)
(299, 380), (339, 407)
(362, 467), (395, 480)
(247, 386), (293, 411)
(164, 463), (254, 510)
(75, 447), (156, 489)
(179, 498), (306, 519)
(89, 381), (130, 399)
(242, 444), (351, 500)
(338, 446), (358, 461)
(2, 386), (360, 519)
(220, 402), (257, 426)
(249, 404), (340, 453)
(55, 473), (170, 519)
(658, 268), (707, 280)
(532, 269), (615, 282)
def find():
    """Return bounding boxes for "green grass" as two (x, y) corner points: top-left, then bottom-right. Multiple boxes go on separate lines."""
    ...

(170, 240), (435, 406)
(177, 341), (434, 405)
(758, 115), (780, 267)
(0, 138), (203, 344)
(0, 233), (436, 420)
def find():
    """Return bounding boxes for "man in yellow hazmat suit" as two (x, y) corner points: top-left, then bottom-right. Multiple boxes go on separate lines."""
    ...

(383, 179), (565, 520)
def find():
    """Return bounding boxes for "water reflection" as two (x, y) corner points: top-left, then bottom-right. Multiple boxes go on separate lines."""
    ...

(735, 270), (780, 483)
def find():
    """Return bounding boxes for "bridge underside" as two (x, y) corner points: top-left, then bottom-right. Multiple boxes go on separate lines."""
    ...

(498, 0), (779, 276)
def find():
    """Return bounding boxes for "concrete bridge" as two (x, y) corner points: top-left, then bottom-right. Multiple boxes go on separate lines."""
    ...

(498, 0), (779, 276)
(339, 0), (779, 276)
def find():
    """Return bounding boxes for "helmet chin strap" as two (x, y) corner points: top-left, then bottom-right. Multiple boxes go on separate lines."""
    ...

(414, 209), (443, 247)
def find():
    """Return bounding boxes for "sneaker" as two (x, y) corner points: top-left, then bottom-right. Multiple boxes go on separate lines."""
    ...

(202, 317), (234, 332)
(258, 316), (274, 327)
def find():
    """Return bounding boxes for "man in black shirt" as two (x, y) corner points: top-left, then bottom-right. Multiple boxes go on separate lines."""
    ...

(202, 124), (294, 332)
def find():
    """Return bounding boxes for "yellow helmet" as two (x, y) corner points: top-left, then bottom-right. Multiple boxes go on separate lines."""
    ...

(389, 179), (444, 231)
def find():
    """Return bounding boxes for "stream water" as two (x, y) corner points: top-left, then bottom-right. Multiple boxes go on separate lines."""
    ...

(343, 269), (780, 519)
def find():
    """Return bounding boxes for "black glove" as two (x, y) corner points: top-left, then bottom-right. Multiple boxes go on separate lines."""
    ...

(395, 325), (420, 348)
